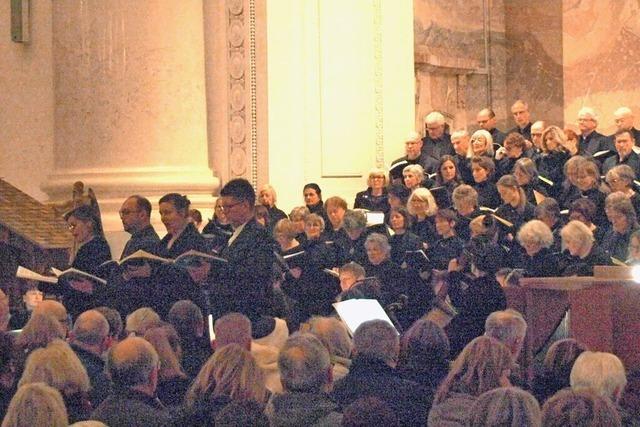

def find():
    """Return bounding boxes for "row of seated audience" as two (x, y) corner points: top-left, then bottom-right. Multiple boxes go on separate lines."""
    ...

(1, 293), (638, 426)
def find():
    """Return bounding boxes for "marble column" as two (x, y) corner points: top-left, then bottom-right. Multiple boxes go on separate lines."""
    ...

(43, 0), (219, 251)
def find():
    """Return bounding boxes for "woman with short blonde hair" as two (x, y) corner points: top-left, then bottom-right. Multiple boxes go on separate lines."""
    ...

(354, 167), (389, 213)
(402, 164), (425, 191)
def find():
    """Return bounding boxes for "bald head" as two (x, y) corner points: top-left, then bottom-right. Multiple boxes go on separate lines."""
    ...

(214, 312), (251, 350)
(0, 289), (9, 332)
(477, 108), (497, 131)
(72, 310), (109, 346)
(106, 336), (158, 388)
(34, 300), (67, 322)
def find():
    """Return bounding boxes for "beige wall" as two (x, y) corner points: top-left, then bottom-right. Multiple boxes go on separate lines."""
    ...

(267, 0), (415, 212)
(0, 0), (54, 200)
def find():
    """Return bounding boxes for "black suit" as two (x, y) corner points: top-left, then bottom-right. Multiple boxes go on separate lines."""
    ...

(579, 130), (614, 156)
(211, 219), (277, 319)
(421, 134), (453, 163)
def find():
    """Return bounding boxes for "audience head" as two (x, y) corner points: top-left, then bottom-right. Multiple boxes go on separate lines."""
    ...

(468, 387), (541, 427)
(94, 306), (123, 341)
(214, 312), (252, 350)
(168, 300), (204, 340)
(214, 399), (269, 427)
(574, 159), (600, 192)
(119, 195), (152, 234)
(288, 206), (310, 232)
(1, 383), (68, 427)
(278, 333), (332, 393)
(484, 309), (527, 361)
(186, 343), (267, 407)
(306, 316), (352, 360)
(496, 174), (527, 210)
(570, 351), (627, 403)
(106, 336), (159, 390)
(143, 325), (186, 381)
(16, 312), (66, 354)
(342, 397), (399, 427)
(387, 184), (410, 208)
(541, 388), (621, 427)
(542, 338), (587, 384)
(273, 218), (299, 249)
(125, 307), (161, 336)
(33, 300), (68, 334)
(19, 339), (90, 397)
(353, 320), (399, 367)
(400, 318), (449, 363)
(70, 309), (111, 353)
(614, 129), (636, 158)
(254, 205), (270, 227)
(434, 336), (512, 403)
(531, 121), (545, 149)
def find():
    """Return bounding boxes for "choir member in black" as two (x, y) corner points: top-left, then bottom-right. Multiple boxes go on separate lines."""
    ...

(627, 230), (640, 265)
(450, 130), (474, 185)
(605, 164), (640, 215)
(422, 111), (454, 162)
(387, 207), (422, 265)
(258, 184), (288, 230)
(434, 155), (463, 208)
(495, 132), (527, 179)
(429, 209), (464, 271)
(577, 106), (614, 156)
(288, 206), (310, 244)
(470, 156), (501, 209)
(509, 100), (533, 141)
(495, 174), (536, 233)
(538, 126), (571, 198)
(303, 183), (330, 228)
(202, 198), (233, 253)
(273, 218), (302, 321)
(558, 156), (586, 210)
(574, 160), (609, 227)
(354, 168), (390, 214)
(562, 128), (580, 157)
(513, 158), (548, 205)
(468, 129), (495, 159)
(534, 198), (563, 252)
(387, 184), (410, 211)
(119, 195), (160, 258)
(158, 193), (208, 258)
(407, 188), (439, 248)
(389, 131), (439, 184)
(568, 198), (606, 243)
(444, 236), (507, 357)
(477, 107), (507, 147)
(289, 214), (340, 327)
(62, 205), (112, 318)
(334, 210), (369, 266)
(403, 164), (429, 192)
(451, 184), (482, 242)
(601, 193), (639, 262)
(602, 129), (640, 175)
(559, 220), (611, 276)
(324, 196), (348, 241)
(363, 233), (432, 329)
(254, 205), (270, 229)
(514, 220), (558, 277)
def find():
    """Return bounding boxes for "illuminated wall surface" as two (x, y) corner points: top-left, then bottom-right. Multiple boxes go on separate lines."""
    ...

(1, 0), (640, 253)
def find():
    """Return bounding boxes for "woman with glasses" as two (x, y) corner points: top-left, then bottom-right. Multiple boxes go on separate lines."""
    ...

(354, 168), (390, 213)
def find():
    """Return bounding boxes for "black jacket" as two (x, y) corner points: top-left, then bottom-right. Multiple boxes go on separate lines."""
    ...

(91, 387), (173, 427)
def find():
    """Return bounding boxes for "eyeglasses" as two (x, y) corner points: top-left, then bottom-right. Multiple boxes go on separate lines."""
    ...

(219, 200), (243, 212)
(119, 209), (141, 216)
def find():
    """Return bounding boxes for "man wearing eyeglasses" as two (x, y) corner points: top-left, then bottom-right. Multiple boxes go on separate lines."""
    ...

(577, 106), (614, 156)
(119, 195), (160, 259)
(421, 111), (454, 162)
(210, 179), (277, 321)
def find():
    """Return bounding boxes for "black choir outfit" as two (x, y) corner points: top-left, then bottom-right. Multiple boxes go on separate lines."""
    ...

(157, 223), (208, 259)
(474, 180), (502, 209)
(494, 202), (536, 234)
(538, 151), (570, 197)
(522, 179), (549, 205)
(602, 150), (640, 175)
(421, 133), (454, 162)
(452, 154), (474, 184)
(509, 122), (532, 142)
(201, 218), (233, 253)
(489, 127), (507, 147)
(389, 231), (422, 266)
(120, 225), (161, 259)
(559, 246), (612, 276)
(579, 130), (613, 156)
(354, 187), (389, 213)
(601, 225), (638, 262)
(389, 154), (439, 182)
(512, 246), (559, 277)
(410, 216), (438, 248)
(427, 235), (465, 271)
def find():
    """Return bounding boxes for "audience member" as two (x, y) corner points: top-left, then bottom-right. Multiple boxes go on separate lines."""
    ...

(342, 396), (399, 427)
(0, 290), (9, 332)
(267, 333), (342, 426)
(468, 387), (541, 427)
(306, 316), (353, 381)
(1, 383), (68, 427)
(541, 388), (621, 427)
(531, 338), (587, 404)
(182, 344), (268, 426)
(168, 300), (212, 378)
(94, 306), (123, 341)
(91, 336), (173, 427)
(484, 309), (527, 383)
(214, 399), (270, 427)
(0, 332), (16, 421)
(428, 336), (512, 426)
(19, 339), (92, 422)
(331, 320), (429, 426)
(68, 310), (112, 406)
(124, 307), (161, 336)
